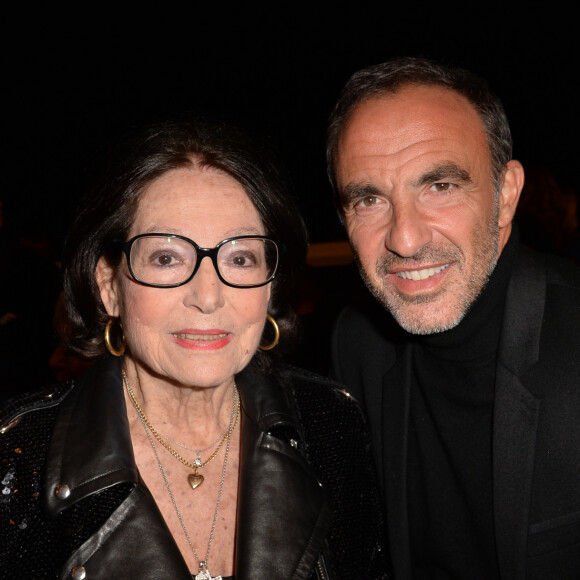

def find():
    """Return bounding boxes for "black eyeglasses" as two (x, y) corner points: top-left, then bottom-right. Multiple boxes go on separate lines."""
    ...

(120, 233), (279, 289)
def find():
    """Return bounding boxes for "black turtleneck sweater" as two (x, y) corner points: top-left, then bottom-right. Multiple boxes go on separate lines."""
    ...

(407, 234), (518, 579)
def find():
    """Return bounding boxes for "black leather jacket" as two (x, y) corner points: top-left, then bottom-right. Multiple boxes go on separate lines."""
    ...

(0, 357), (389, 579)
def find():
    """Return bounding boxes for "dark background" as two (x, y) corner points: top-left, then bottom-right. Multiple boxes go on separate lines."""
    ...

(0, 7), (578, 393)
(3, 7), (578, 250)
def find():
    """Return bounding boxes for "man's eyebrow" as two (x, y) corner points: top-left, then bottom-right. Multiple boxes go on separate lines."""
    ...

(411, 163), (473, 188)
(340, 182), (383, 205)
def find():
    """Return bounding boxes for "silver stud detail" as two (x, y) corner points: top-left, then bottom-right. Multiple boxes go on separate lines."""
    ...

(289, 439), (298, 449)
(70, 565), (86, 579)
(54, 484), (71, 499)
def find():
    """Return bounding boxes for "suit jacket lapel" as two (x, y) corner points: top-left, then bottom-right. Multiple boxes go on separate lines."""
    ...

(493, 247), (545, 580)
(381, 344), (413, 579)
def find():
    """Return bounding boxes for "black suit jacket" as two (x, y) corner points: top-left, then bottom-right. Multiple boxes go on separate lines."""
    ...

(331, 243), (580, 580)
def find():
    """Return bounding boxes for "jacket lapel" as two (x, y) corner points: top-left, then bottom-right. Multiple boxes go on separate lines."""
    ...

(381, 344), (412, 580)
(235, 368), (332, 579)
(44, 356), (139, 516)
(44, 356), (193, 578)
(44, 358), (332, 578)
(493, 247), (545, 580)
(62, 483), (192, 578)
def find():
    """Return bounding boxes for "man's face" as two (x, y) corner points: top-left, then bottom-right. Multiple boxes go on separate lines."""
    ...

(336, 85), (517, 335)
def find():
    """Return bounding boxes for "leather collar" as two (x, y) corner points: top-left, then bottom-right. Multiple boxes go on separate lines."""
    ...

(43, 357), (331, 578)
(43, 358), (307, 515)
(236, 363), (303, 438)
(44, 356), (138, 516)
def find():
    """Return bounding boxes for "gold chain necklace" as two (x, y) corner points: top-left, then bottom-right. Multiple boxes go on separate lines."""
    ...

(155, 422), (230, 458)
(123, 370), (240, 491)
(136, 392), (231, 580)
(147, 387), (239, 476)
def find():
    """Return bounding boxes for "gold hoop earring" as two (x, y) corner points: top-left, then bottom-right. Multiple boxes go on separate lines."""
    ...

(259, 314), (280, 351)
(104, 317), (126, 357)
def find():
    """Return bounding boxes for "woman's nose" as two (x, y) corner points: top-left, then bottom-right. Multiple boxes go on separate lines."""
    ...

(182, 256), (225, 312)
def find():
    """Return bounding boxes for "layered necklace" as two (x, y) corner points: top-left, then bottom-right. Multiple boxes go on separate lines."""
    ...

(123, 371), (240, 580)
(123, 370), (240, 490)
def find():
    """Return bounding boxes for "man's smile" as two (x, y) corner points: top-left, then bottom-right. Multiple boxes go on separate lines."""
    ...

(395, 264), (450, 281)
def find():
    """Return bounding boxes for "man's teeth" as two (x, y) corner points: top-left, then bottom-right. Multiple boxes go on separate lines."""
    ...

(396, 264), (449, 281)
(173, 333), (228, 340)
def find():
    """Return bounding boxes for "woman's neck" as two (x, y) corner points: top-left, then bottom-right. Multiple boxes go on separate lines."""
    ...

(121, 358), (237, 448)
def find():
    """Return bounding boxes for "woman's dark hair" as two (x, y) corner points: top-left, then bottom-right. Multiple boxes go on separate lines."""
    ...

(62, 115), (308, 373)
(326, 56), (513, 210)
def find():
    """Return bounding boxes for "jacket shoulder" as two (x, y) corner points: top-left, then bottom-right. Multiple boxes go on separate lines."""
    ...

(280, 364), (364, 412)
(279, 364), (389, 578)
(512, 246), (580, 344)
(524, 245), (580, 288)
(0, 381), (74, 430)
(541, 251), (580, 334)
(279, 364), (372, 458)
(330, 292), (402, 393)
(333, 295), (395, 345)
(546, 257), (580, 293)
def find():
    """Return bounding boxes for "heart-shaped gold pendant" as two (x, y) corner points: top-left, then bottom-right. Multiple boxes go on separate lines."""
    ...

(188, 473), (204, 490)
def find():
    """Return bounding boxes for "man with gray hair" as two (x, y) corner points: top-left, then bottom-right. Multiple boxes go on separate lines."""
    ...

(327, 56), (580, 579)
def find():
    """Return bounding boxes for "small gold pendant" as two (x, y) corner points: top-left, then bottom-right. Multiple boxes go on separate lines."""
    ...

(188, 470), (204, 490)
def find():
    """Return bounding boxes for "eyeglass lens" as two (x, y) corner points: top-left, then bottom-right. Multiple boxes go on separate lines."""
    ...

(129, 236), (278, 287)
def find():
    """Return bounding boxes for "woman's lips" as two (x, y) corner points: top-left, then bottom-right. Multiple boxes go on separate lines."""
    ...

(170, 329), (233, 350)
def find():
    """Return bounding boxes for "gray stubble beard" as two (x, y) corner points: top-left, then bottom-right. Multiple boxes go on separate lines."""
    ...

(354, 203), (501, 335)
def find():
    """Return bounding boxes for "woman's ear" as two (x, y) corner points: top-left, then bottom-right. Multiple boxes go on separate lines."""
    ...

(95, 257), (121, 317)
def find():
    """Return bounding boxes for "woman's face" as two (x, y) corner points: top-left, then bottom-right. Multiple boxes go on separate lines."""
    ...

(97, 165), (271, 389)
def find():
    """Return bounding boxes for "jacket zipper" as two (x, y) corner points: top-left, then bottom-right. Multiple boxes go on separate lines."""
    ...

(316, 555), (329, 580)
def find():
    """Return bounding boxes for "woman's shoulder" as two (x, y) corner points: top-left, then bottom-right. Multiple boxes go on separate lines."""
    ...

(278, 363), (369, 439)
(0, 381), (74, 432)
(279, 363), (362, 405)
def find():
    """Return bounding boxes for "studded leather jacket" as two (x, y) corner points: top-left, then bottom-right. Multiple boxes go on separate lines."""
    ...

(0, 356), (389, 579)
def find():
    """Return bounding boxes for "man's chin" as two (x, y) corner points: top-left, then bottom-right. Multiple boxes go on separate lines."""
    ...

(377, 293), (465, 335)
(392, 309), (464, 335)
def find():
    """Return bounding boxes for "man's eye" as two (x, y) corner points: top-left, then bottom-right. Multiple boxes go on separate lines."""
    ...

(431, 182), (452, 192)
(358, 195), (379, 207)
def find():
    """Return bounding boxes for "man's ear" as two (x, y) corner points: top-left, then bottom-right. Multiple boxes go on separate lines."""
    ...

(498, 160), (525, 229)
(95, 257), (120, 317)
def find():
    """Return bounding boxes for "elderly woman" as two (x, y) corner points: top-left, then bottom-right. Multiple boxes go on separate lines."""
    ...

(0, 118), (389, 579)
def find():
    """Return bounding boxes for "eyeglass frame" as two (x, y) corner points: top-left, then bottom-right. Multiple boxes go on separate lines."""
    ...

(119, 233), (280, 289)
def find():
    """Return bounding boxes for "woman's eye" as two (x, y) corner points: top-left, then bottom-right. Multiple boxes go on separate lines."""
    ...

(231, 253), (256, 268)
(152, 253), (178, 267)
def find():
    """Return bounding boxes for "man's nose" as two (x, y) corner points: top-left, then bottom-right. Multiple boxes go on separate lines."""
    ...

(385, 199), (432, 258)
